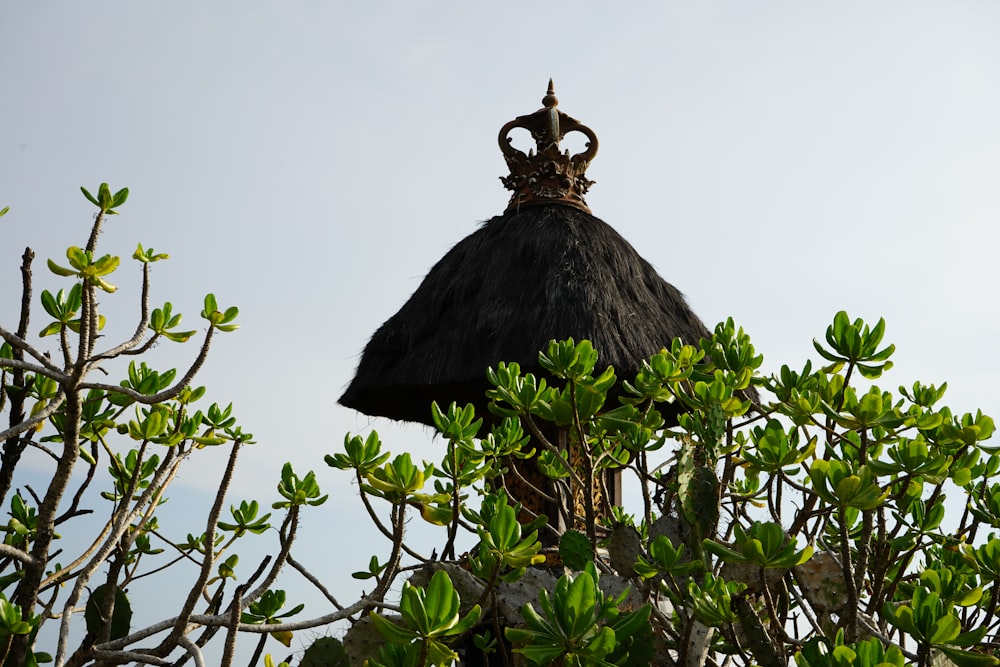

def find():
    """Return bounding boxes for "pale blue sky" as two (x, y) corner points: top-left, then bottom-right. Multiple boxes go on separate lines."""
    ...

(2, 2), (999, 661)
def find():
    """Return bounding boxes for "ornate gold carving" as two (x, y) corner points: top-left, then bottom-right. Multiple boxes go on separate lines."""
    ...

(498, 80), (599, 214)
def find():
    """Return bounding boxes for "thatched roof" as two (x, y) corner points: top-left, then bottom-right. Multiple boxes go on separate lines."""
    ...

(339, 203), (711, 426)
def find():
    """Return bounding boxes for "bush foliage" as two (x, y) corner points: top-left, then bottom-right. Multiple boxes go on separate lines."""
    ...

(1, 188), (999, 666)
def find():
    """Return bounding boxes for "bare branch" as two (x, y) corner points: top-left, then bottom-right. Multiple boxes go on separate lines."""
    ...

(522, 415), (587, 492)
(55, 441), (100, 526)
(54, 449), (187, 663)
(0, 543), (35, 566)
(40, 517), (114, 591)
(176, 637), (205, 667)
(80, 327), (216, 404)
(91, 263), (153, 362)
(0, 393), (66, 442)
(0, 326), (64, 375)
(286, 554), (343, 610)
(95, 596), (385, 654)
(218, 587), (241, 667)
(148, 529), (202, 567)
(89, 651), (174, 666)
(0, 357), (69, 382)
(352, 472), (427, 562)
(241, 508), (298, 609)
(0, 249), (36, 507)
(165, 440), (241, 648)
(84, 210), (105, 254)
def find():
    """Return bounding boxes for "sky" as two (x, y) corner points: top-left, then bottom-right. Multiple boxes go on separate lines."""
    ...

(2, 1), (1000, 662)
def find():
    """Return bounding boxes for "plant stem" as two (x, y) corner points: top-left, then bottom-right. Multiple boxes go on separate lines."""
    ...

(0, 249), (34, 508)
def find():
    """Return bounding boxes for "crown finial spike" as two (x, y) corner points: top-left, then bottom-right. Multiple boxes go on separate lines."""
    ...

(497, 84), (599, 214)
(542, 79), (558, 109)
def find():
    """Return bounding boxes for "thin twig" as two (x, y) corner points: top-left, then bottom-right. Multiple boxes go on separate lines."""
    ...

(0, 326), (64, 375)
(90, 263), (152, 362)
(54, 449), (188, 663)
(219, 588), (241, 667)
(286, 554), (343, 610)
(176, 637), (205, 667)
(0, 544), (34, 566)
(165, 441), (241, 648)
(0, 393), (67, 442)
(89, 650), (173, 666)
(79, 326), (216, 405)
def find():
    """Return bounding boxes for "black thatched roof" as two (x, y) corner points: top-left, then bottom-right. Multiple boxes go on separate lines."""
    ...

(339, 204), (711, 426)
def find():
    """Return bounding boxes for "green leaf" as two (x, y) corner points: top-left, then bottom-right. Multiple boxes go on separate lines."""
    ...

(80, 186), (99, 206)
(352, 555), (387, 581)
(326, 432), (390, 474)
(112, 187), (129, 207)
(936, 646), (1000, 667)
(927, 613), (961, 644)
(98, 182), (112, 209)
(201, 293), (240, 331)
(273, 463), (328, 508)
(507, 566), (626, 665)
(217, 554), (239, 580)
(687, 573), (743, 626)
(47, 258), (77, 277)
(38, 323), (63, 337)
